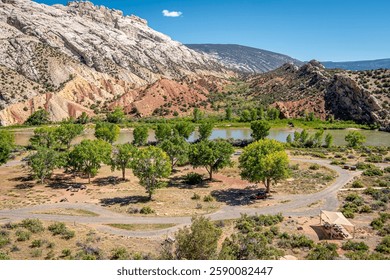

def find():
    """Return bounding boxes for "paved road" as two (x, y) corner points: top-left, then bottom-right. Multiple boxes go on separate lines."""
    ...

(0, 158), (362, 237)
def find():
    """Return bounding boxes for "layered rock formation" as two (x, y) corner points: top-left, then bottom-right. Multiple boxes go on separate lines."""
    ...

(0, 0), (229, 125)
(248, 61), (389, 131)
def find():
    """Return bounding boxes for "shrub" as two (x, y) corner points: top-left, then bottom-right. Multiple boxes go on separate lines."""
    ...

(377, 180), (388, 187)
(48, 222), (67, 235)
(0, 251), (10, 260)
(31, 239), (43, 248)
(352, 180), (364, 188)
(342, 240), (369, 252)
(185, 172), (203, 185)
(356, 162), (375, 170)
(309, 164), (320, 170)
(306, 242), (339, 260)
(0, 231), (10, 248)
(375, 236), (390, 254)
(203, 195), (214, 202)
(342, 209), (355, 219)
(111, 247), (130, 260)
(191, 193), (201, 200)
(20, 219), (44, 233)
(384, 167), (390, 173)
(366, 155), (383, 163)
(363, 167), (384, 176)
(360, 205), (372, 213)
(15, 230), (31, 242)
(345, 193), (364, 206)
(62, 249), (72, 257)
(140, 206), (155, 214)
(48, 222), (75, 239)
(31, 249), (42, 258)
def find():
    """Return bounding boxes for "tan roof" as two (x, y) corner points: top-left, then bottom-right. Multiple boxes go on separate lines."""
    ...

(321, 210), (354, 227)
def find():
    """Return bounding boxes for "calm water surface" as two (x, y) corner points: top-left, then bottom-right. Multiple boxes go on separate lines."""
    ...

(12, 127), (390, 147)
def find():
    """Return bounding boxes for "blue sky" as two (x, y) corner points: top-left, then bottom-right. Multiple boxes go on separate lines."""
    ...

(36, 0), (390, 62)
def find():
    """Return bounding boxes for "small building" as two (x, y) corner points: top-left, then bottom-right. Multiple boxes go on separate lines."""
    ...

(319, 210), (355, 239)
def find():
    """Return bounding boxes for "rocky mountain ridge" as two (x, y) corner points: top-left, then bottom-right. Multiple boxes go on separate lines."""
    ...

(247, 61), (389, 131)
(186, 44), (302, 74)
(0, 0), (230, 125)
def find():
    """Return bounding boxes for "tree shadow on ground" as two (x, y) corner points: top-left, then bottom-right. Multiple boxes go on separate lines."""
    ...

(100, 196), (150, 206)
(45, 174), (83, 189)
(8, 175), (34, 182)
(168, 176), (214, 189)
(14, 183), (35, 190)
(211, 188), (268, 206)
(92, 176), (120, 187)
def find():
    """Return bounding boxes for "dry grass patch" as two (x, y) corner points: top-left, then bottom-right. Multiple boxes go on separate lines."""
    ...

(32, 208), (99, 217)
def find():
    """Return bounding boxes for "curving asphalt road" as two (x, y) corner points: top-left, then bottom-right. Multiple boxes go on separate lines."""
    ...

(0, 158), (362, 237)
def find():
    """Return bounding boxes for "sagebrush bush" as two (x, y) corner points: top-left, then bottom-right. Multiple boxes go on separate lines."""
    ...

(140, 206), (155, 214)
(20, 219), (44, 233)
(185, 172), (203, 185)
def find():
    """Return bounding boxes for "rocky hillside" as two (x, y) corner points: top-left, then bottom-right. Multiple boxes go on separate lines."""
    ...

(0, 0), (230, 125)
(247, 61), (390, 131)
(323, 58), (390, 71)
(186, 44), (302, 74)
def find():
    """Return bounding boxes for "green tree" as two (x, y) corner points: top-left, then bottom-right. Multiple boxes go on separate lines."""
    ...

(132, 126), (148, 147)
(68, 140), (112, 183)
(175, 216), (222, 260)
(155, 123), (173, 142)
(192, 108), (203, 122)
(159, 134), (189, 170)
(250, 120), (271, 141)
(55, 123), (84, 149)
(345, 131), (366, 148)
(76, 112), (89, 124)
(324, 133), (333, 148)
(24, 109), (50, 126)
(28, 147), (60, 184)
(239, 139), (289, 193)
(189, 140), (234, 180)
(225, 106), (233, 121)
(173, 122), (195, 139)
(0, 130), (15, 165)
(312, 129), (324, 148)
(94, 123), (120, 144)
(132, 146), (171, 200)
(29, 126), (59, 150)
(111, 143), (137, 180)
(198, 121), (214, 141)
(107, 107), (126, 124)
(286, 134), (292, 144)
(240, 110), (251, 122)
(267, 107), (280, 120)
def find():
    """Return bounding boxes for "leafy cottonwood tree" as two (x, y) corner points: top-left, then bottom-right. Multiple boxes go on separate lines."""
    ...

(155, 123), (173, 142)
(132, 146), (171, 200)
(250, 120), (271, 141)
(173, 122), (195, 139)
(345, 131), (366, 148)
(111, 143), (137, 180)
(30, 126), (59, 150)
(0, 130), (14, 165)
(55, 123), (84, 149)
(198, 121), (214, 141)
(239, 139), (289, 193)
(324, 133), (333, 148)
(28, 147), (61, 184)
(24, 109), (50, 126)
(189, 139), (234, 180)
(68, 139), (112, 183)
(159, 134), (189, 170)
(94, 122), (120, 144)
(132, 125), (148, 146)
(107, 107), (125, 124)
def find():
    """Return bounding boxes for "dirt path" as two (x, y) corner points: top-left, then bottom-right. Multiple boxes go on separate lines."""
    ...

(0, 158), (361, 237)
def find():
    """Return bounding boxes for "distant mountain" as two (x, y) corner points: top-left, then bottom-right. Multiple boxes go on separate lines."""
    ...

(186, 44), (302, 74)
(322, 59), (390, 71)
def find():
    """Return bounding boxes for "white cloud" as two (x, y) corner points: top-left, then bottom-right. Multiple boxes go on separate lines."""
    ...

(162, 10), (182, 17)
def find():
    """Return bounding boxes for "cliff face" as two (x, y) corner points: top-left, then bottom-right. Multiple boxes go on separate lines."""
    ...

(248, 61), (390, 131)
(0, 0), (230, 125)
